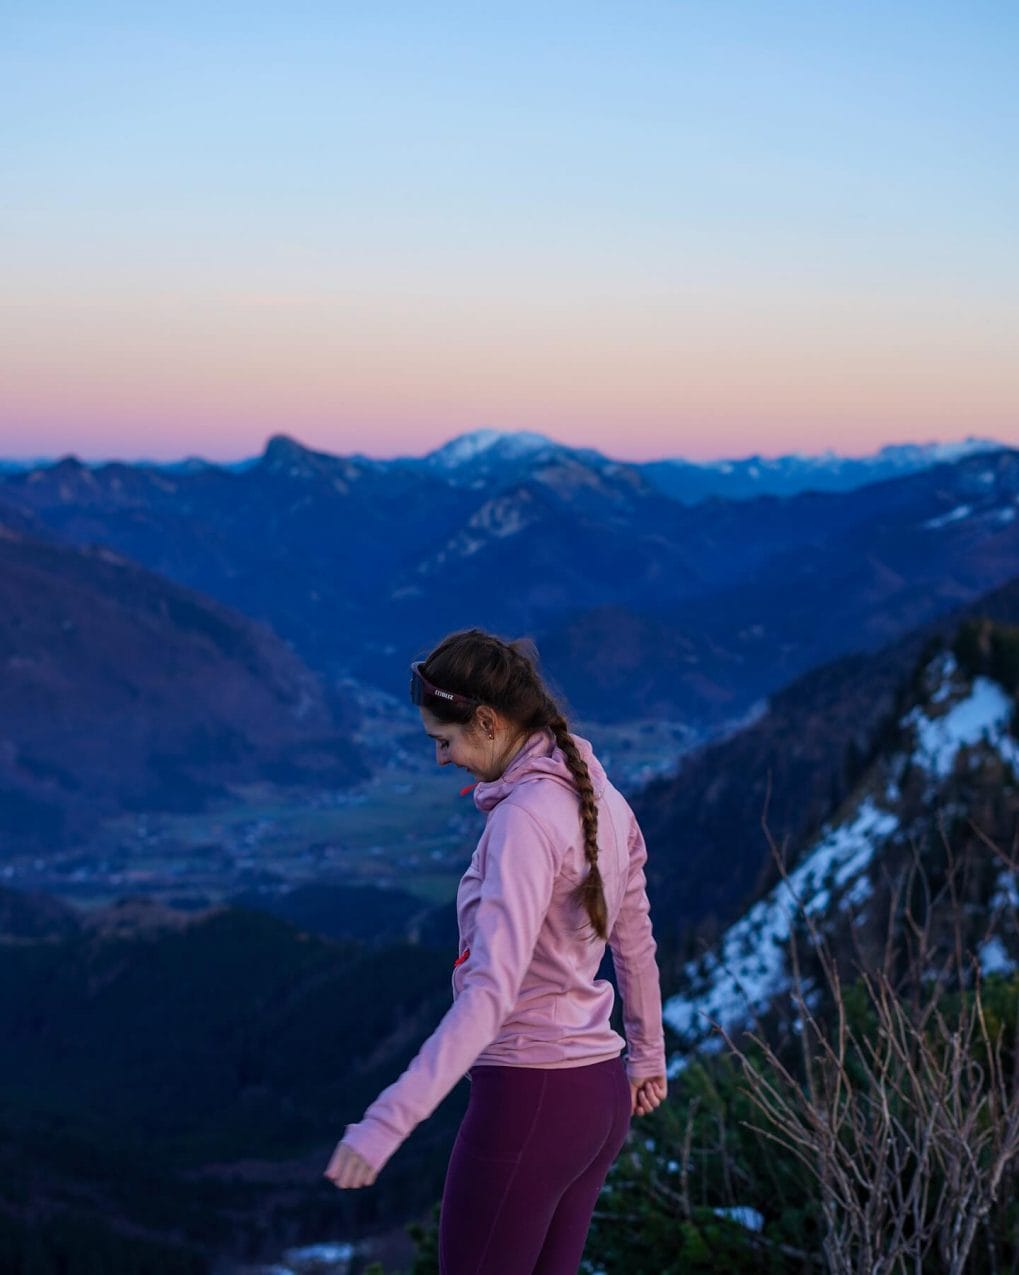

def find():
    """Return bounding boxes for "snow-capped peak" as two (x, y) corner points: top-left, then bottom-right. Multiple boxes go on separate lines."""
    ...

(425, 429), (559, 469)
(876, 436), (1002, 465)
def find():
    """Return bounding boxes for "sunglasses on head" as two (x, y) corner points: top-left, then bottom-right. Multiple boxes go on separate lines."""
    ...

(409, 661), (480, 710)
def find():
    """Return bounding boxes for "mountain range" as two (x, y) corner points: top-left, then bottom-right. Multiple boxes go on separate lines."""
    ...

(2, 433), (1018, 728)
(3, 429), (1004, 501)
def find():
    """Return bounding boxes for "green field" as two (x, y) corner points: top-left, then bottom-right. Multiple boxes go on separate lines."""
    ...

(47, 715), (697, 913)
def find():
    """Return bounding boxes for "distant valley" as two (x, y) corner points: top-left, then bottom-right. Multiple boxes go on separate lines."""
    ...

(4, 430), (1019, 895)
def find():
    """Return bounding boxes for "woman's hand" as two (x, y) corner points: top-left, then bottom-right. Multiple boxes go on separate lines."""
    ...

(630, 1074), (667, 1117)
(323, 1139), (378, 1189)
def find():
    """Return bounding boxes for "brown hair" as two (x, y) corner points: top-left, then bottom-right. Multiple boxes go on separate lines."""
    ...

(414, 627), (607, 941)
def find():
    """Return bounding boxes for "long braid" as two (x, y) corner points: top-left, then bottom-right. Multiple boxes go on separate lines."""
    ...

(546, 707), (608, 940)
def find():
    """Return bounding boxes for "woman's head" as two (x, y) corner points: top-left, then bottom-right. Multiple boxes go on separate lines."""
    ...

(410, 628), (608, 940)
(409, 630), (557, 734)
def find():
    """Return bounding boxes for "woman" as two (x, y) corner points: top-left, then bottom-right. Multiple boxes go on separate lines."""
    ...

(324, 628), (667, 1274)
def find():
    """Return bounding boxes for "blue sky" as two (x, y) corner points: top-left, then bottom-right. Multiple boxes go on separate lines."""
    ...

(3, 1), (1017, 461)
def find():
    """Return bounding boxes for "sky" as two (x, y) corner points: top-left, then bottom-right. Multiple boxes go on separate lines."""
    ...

(2, 1), (1017, 464)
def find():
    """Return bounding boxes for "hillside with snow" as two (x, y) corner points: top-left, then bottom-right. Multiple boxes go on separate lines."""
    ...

(5, 428), (1005, 501)
(662, 622), (1019, 1072)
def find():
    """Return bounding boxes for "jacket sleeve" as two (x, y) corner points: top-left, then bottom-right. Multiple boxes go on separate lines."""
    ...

(608, 815), (667, 1081)
(337, 801), (558, 1175)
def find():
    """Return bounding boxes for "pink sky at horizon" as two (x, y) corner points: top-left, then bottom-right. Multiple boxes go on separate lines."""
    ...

(4, 272), (1016, 465)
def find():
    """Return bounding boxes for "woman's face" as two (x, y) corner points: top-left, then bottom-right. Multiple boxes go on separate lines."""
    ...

(419, 706), (523, 782)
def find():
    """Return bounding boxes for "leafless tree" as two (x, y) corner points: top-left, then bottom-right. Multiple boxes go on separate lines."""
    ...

(722, 813), (1019, 1275)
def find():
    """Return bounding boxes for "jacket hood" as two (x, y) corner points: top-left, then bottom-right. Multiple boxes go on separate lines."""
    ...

(473, 726), (608, 813)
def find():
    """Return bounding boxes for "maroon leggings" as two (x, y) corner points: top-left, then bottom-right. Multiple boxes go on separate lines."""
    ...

(438, 1054), (631, 1275)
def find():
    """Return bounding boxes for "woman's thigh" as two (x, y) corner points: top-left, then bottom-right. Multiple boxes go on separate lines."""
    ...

(532, 1062), (632, 1274)
(439, 1057), (631, 1275)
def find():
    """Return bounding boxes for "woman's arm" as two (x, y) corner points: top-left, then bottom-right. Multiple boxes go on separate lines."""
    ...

(607, 817), (667, 1082)
(327, 802), (559, 1180)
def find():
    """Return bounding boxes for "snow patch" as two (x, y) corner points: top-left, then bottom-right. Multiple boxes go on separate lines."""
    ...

(429, 429), (503, 465)
(467, 493), (533, 537)
(279, 1241), (355, 1273)
(714, 1206), (765, 1233)
(416, 492), (536, 570)
(930, 652), (959, 702)
(979, 936), (1015, 977)
(991, 866), (1019, 912)
(663, 798), (899, 1041)
(903, 676), (1019, 779)
(923, 504), (972, 530)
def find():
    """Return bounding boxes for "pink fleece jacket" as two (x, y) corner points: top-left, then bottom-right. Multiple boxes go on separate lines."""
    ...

(339, 727), (667, 1174)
